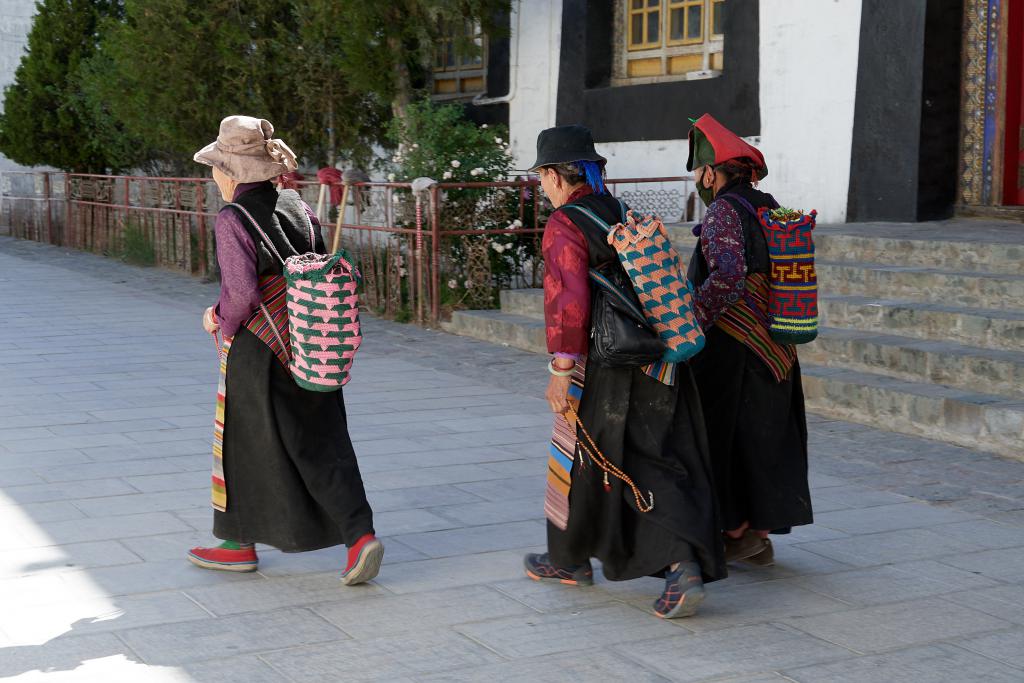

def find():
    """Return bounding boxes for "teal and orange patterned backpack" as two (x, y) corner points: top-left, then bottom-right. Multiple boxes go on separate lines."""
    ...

(566, 202), (705, 364)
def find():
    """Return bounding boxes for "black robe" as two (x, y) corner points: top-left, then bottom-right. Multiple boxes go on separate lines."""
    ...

(546, 193), (727, 583)
(688, 180), (813, 533)
(212, 184), (374, 551)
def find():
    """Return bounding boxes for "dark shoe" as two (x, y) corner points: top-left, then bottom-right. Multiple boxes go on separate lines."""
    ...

(653, 561), (705, 618)
(188, 542), (258, 572)
(743, 538), (775, 567)
(724, 530), (768, 563)
(341, 534), (384, 585)
(523, 553), (594, 586)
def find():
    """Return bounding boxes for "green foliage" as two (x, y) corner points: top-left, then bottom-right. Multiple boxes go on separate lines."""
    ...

(0, 0), (132, 172)
(387, 100), (512, 182)
(331, 0), (510, 118)
(119, 223), (156, 266)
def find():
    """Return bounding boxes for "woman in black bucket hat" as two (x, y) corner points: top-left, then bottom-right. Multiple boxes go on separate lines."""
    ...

(523, 124), (725, 618)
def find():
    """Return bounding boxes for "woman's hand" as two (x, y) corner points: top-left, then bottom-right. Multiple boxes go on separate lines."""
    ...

(545, 357), (575, 414)
(546, 374), (572, 414)
(202, 306), (220, 334)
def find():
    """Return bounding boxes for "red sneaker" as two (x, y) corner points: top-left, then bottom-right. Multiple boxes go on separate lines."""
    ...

(341, 534), (384, 585)
(187, 542), (258, 572)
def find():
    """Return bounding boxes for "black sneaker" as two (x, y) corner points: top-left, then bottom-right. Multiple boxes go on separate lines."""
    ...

(653, 561), (705, 618)
(523, 553), (594, 586)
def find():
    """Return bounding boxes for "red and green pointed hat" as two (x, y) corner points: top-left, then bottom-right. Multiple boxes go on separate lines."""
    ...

(686, 113), (767, 180)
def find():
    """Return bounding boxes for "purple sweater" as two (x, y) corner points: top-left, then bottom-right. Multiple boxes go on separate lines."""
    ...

(214, 183), (320, 337)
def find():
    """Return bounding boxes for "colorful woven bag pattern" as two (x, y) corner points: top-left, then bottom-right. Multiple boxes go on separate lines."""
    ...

(607, 210), (705, 363)
(284, 251), (362, 391)
(756, 207), (819, 344)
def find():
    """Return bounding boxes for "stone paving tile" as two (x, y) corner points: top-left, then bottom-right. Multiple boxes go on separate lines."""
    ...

(419, 648), (672, 682)
(942, 583), (1024, 625)
(0, 449), (91, 471)
(793, 527), (985, 567)
(812, 502), (979, 535)
(73, 557), (264, 597)
(0, 540), (141, 579)
(783, 597), (1012, 653)
(430, 497), (546, 527)
(957, 628), (1024, 669)
(394, 519), (545, 558)
(181, 655), (289, 683)
(312, 584), (537, 639)
(0, 591), (211, 646)
(937, 545), (1024, 582)
(783, 643), (1024, 682)
(1, 477), (139, 505)
(28, 511), (193, 545)
(183, 571), (389, 616)
(453, 603), (683, 658)
(119, 607), (348, 666)
(614, 623), (854, 682)
(490, 578), (622, 613)
(260, 630), (501, 681)
(793, 560), (999, 607)
(72, 489), (207, 518)
(0, 632), (136, 679)
(372, 550), (534, 594)
(0, 500), (85, 524)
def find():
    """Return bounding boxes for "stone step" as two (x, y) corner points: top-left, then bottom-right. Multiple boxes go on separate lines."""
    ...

(801, 364), (1023, 461)
(804, 327), (1024, 400)
(442, 309), (546, 354)
(818, 261), (1024, 310)
(820, 295), (1024, 352)
(814, 221), (1024, 275)
(499, 288), (544, 319)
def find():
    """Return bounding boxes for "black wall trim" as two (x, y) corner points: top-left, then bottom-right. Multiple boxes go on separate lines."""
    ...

(916, 0), (963, 220)
(556, 0), (760, 142)
(464, 8), (511, 128)
(847, 0), (962, 222)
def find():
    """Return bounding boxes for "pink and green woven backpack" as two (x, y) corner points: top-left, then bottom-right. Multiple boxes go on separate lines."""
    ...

(228, 203), (363, 392)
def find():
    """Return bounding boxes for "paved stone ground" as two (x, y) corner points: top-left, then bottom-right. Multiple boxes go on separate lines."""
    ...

(1, 235), (1023, 682)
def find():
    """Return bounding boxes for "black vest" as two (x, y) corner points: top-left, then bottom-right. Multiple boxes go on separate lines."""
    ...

(688, 180), (777, 289)
(557, 192), (645, 310)
(225, 182), (325, 278)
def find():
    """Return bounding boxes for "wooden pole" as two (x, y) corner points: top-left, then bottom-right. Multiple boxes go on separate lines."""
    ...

(330, 183), (350, 254)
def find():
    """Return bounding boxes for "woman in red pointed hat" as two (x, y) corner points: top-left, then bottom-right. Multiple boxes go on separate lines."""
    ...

(685, 114), (813, 566)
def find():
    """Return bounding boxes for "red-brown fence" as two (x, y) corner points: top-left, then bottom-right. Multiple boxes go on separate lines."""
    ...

(0, 171), (701, 324)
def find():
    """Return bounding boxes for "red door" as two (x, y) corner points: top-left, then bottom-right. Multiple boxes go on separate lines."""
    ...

(1004, 0), (1024, 205)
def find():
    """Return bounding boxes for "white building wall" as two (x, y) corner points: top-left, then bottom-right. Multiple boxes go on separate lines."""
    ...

(505, 0), (863, 223)
(0, 0), (37, 171)
(758, 0), (862, 223)
(507, 0), (563, 170)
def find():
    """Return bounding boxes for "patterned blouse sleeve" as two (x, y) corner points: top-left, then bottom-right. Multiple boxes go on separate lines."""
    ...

(693, 198), (747, 328)
(542, 209), (591, 357)
(214, 208), (262, 338)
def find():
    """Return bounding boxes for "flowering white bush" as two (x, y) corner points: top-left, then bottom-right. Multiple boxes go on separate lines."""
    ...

(448, 279), (458, 289)
(491, 241), (505, 254)
(450, 160), (461, 168)
(442, 170), (453, 180)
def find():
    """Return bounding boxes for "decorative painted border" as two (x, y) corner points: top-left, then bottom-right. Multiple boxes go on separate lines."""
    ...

(961, 0), (1003, 206)
(982, 0), (1001, 203)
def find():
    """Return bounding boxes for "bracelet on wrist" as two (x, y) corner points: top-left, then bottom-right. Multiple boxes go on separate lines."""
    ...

(548, 359), (574, 377)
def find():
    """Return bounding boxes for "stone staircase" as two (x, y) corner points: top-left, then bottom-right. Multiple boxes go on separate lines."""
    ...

(443, 220), (1024, 460)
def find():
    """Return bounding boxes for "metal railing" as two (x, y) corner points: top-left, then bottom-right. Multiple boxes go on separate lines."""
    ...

(1, 171), (700, 324)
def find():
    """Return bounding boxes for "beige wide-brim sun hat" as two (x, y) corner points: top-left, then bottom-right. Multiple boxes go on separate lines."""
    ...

(193, 115), (298, 182)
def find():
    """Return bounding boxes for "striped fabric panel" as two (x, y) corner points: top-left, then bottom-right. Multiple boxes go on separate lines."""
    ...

(244, 275), (291, 368)
(716, 273), (798, 383)
(211, 336), (232, 512)
(544, 359), (586, 530)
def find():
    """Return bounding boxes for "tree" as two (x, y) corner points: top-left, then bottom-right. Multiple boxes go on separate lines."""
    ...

(0, 0), (130, 172)
(332, 0), (510, 121)
(274, 2), (388, 168)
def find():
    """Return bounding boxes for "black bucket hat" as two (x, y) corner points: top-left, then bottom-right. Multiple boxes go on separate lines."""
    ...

(527, 124), (607, 172)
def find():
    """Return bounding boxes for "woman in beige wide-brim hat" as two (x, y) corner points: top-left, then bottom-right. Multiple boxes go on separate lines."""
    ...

(188, 116), (383, 585)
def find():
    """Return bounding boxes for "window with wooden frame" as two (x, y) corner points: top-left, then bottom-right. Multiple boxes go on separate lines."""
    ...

(432, 22), (487, 98)
(615, 0), (725, 85)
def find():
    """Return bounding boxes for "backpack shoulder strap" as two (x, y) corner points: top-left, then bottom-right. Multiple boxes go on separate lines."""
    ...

(225, 202), (286, 266)
(562, 196), (628, 234)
